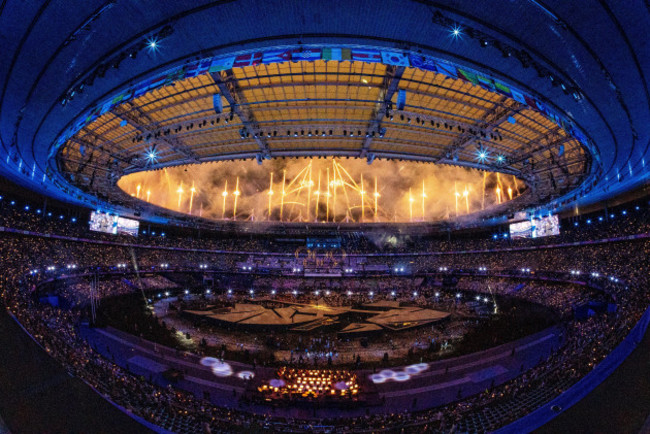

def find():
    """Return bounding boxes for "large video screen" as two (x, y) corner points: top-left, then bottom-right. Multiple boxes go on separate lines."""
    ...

(509, 215), (560, 239)
(509, 220), (533, 239)
(116, 216), (139, 236)
(89, 211), (117, 234)
(534, 214), (560, 238)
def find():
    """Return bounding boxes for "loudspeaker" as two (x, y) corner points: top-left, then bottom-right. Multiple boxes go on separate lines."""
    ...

(396, 89), (406, 110)
(213, 94), (223, 114)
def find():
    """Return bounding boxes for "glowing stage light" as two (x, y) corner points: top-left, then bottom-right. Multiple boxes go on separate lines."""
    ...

(450, 24), (463, 39)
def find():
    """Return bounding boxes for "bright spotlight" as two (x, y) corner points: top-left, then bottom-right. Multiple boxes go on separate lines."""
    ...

(450, 24), (463, 39)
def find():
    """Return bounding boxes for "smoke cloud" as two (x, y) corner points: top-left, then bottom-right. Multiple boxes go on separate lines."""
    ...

(118, 158), (524, 223)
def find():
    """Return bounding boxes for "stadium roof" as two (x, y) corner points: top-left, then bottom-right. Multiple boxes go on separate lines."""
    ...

(0, 1), (648, 225)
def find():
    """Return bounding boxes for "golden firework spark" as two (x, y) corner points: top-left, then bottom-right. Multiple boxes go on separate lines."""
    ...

(118, 158), (525, 223)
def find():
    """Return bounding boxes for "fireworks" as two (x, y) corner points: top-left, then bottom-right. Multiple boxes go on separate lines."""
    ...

(118, 158), (524, 223)
(189, 182), (196, 215)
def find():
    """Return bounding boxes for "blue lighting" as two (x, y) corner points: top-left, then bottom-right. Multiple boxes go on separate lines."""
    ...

(36, 209), (41, 214)
(493, 234), (498, 239)
(47, 212), (52, 217)
(496, 155), (505, 164)
(10, 201), (15, 205)
(610, 214), (614, 218)
(475, 145), (489, 163)
(145, 146), (158, 164)
(24, 205), (29, 211)
(502, 233), (508, 238)
(574, 221), (578, 226)
(71, 217), (77, 222)
(449, 24), (463, 39)
(598, 216), (603, 221)
(586, 219), (592, 224)
(147, 37), (159, 51)
(59, 215), (64, 220)
(622, 210), (627, 215)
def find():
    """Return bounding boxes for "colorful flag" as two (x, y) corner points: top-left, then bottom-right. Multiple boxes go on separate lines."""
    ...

(381, 51), (410, 66)
(435, 61), (458, 79)
(84, 112), (98, 125)
(144, 75), (167, 92)
(185, 59), (212, 77)
(132, 83), (149, 99)
(322, 47), (352, 61)
(164, 67), (186, 84)
(263, 49), (293, 64)
(233, 52), (262, 68)
(110, 89), (133, 105)
(409, 55), (437, 72)
(208, 56), (235, 72)
(494, 81), (512, 98)
(524, 95), (540, 110)
(477, 75), (495, 91)
(98, 99), (114, 116)
(510, 88), (527, 105)
(457, 68), (479, 85)
(291, 48), (321, 62)
(351, 48), (381, 63)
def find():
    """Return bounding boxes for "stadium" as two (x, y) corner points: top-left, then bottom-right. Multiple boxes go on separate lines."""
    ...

(0, 1), (649, 433)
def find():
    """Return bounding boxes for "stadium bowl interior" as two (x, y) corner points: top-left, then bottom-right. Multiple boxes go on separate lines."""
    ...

(0, 1), (649, 433)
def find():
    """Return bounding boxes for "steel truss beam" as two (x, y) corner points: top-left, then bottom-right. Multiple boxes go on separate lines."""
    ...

(210, 70), (270, 160)
(437, 97), (522, 161)
(112, 102), (199, 162)
(360, 65), (405, 159)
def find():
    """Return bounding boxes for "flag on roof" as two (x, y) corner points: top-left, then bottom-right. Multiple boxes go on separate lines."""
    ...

(477, 75), (495, 91)
(208, 56), (235, 73)
(186, 59), (212, 77)
(98, 99), (114, 116)
(110, 89), (133, 105)
(168, 67), (185, 81)
(524, 95), (540, 110)
(381, 51), (410, 66)
(291, 48), (321, 62)
(84, 112), (98, 125)
(494, 81), (512, 98)
(435, 61), (458, 79)
(510, 88), (526, 105)
(233, 52), (262, 68)
(457, 68), (479, 85)
(144, 75), (167, 92)
(351, 48), (381, 63)
(132, 82), (150, 98)
(263, 49), (293, 64)
(322, 47), (352, 61)
(409, 55), (438, 72)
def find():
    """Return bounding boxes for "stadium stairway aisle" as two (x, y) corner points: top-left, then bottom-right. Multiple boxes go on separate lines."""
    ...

(0, 303), (152, 434)
(536, 319), (650, 434)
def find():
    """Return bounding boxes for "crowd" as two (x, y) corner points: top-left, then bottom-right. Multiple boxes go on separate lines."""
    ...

(1, 193), (649, 256)
(0, 198), (648, 433)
